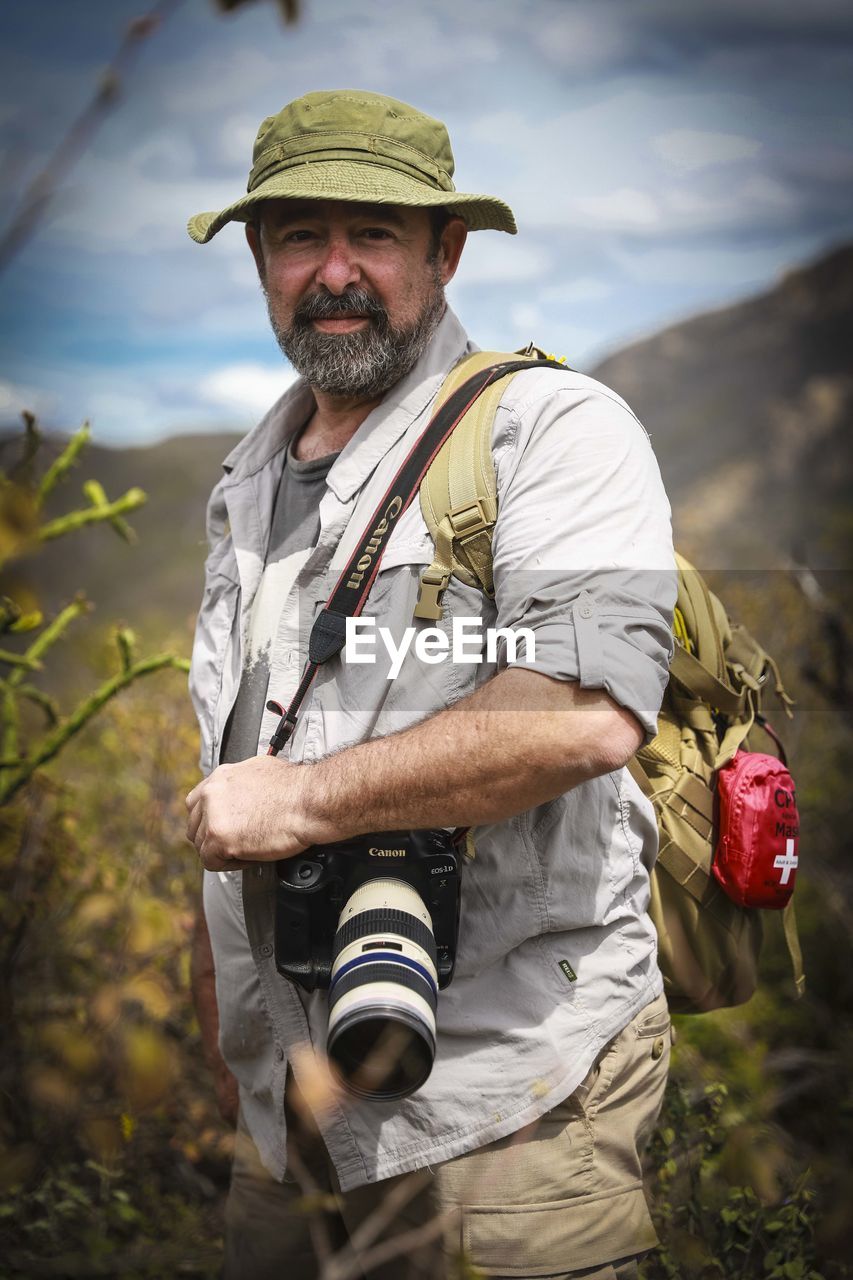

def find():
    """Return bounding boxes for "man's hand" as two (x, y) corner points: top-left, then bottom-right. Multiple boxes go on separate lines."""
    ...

(185, 756), (312, 871)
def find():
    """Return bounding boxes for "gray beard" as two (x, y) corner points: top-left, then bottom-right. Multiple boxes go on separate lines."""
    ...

(265, 276), (446, 398)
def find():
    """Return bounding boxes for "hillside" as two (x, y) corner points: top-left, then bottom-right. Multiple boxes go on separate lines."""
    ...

(5, 239), (851, 634)
(590, 242), (853, 568)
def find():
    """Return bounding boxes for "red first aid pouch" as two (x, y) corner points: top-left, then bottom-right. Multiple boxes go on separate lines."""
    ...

(713, 751), (800, 910)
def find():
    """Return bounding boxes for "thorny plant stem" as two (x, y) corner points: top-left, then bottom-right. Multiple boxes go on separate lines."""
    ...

(285, 1144), (335, 1267)
(37, 425), (91, 506)
(320, 1206), (460, 1280)
(0, 0), (186, 276)
(1, 599), (89, 761)
(0, 653), (190, 805)
(7, 600), (89, 693)
(0, 651), (40, 670)
(38, 488), (146, 545)
(36, 430), (90, 509)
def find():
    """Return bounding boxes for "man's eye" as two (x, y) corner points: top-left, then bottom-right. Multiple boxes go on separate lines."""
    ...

(362, 227), (393, 241)
(282, 229), (316, 244)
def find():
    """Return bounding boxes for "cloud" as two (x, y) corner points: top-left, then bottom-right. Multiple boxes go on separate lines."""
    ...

(49, 150), (239, 255)
(664, 173), (796, 227)
(510, 303), (544, 332)
(1, 359), (297, 446)
(540, 277), (614, 305)
(220, 114), (262, 168)
(0, 377), (57, 423)
(653, 129), (762, 171)
(198, 363), (298, 419)
(465, 88), (824, 238)
(451, 236), (551, 288)
(572, 188), (662, 230)
(162, 48), (285, 116)
(528, 7), (638, 74)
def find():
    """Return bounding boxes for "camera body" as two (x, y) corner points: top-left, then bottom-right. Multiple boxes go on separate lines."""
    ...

(274, 828), (461, 992)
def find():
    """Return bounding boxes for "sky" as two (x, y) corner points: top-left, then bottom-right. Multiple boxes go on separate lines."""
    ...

(1, 0), (852, 445)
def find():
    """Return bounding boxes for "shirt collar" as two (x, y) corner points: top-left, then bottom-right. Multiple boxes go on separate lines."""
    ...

(219, 380), (314, 480)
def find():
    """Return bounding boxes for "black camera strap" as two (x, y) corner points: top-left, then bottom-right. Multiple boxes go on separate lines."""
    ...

(266, 357), (562, 756)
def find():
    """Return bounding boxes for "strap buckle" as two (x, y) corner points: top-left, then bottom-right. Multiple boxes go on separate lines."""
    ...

(447, 498), (494, 543)
(414, 567), (451, 621)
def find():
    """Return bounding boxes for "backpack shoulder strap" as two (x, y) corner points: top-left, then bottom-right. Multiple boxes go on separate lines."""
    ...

(415, 350), (557, 621)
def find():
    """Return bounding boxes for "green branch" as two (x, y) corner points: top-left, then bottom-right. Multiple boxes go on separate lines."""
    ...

(0, 650), (41, 671)
(82, 479), (137, 543)
(116, 627), (136, 673)
(18, 684), (60, 725)
(38, 487), (146, 543)
(1, 597), (42, 635)
(8, 599), (91, 693)
(0, 651), (191, 806)
(37, 423), (91, 505)
(2, 598), (90, 760)
(1, 685), (19, 766)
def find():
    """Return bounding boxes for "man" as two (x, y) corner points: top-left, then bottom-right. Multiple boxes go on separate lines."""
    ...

(185, 89), (676, 1280)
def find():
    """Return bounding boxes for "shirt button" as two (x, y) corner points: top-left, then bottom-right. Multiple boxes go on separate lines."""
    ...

(578, 604), (593, 619)
(651, 1036), (665, 1060)
(274, 1045), (285, 1063)
(259, 943), (273, 958)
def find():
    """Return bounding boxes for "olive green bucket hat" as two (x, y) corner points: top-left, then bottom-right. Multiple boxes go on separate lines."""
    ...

(187, 89), (517, 243)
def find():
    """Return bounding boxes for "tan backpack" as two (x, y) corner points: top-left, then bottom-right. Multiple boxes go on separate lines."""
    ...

(414, 349), (804, 1014)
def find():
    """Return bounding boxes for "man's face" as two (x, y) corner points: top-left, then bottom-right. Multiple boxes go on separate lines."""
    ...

(246, 200), (466, 399)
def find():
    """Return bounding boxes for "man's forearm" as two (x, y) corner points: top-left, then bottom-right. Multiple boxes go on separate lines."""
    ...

(186, 667), (644, 869)
(303, 665), (643, 844)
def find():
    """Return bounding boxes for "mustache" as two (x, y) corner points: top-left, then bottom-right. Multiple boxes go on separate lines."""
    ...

(293, 287), (389, 329)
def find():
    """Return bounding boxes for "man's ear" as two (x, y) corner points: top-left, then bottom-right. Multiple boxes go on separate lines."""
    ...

(245, 221), (265, 280)
(437, 216), (468, 285)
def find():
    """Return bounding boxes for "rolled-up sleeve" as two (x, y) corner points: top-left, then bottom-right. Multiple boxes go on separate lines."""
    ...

(490, 378), (677, 740)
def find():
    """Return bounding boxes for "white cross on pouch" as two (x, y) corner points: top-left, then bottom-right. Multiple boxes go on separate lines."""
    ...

(774, 838), (799, 885)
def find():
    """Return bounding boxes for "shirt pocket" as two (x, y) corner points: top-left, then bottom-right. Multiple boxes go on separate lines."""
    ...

(326, 544), (471, 734)
(357, 539), (434, 613)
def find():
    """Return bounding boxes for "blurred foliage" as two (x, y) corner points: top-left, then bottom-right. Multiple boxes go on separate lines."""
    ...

(0, 418), (215, 1275)
(0, 674), (229, 1278)
(643, 1078), (824, 1280)
(637, 567), (853, 1279)
(0, 416), (189, 805)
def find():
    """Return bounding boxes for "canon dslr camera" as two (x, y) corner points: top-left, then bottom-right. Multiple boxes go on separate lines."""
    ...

(275, 829), (461, 1101)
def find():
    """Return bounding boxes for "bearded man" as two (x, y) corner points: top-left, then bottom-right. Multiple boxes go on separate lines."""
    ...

(185, 89), (676, 1280)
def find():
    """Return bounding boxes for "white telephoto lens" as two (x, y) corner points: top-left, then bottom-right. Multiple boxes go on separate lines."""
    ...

(327, 879), (439, 1100)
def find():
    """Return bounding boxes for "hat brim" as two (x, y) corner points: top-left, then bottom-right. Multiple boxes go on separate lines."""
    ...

(187, 159), (517, 243)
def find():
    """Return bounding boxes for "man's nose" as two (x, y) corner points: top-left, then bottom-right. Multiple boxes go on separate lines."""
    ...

(314, 235), (361, 294)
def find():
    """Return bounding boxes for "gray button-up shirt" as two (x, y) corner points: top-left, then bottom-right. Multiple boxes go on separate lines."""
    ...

(190, 307), (676, 1190)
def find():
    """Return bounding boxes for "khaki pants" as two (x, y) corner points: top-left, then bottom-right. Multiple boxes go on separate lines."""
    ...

(224, 991), (671, 1280)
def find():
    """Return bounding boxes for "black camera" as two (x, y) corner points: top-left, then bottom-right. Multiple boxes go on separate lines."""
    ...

(275, 829), (461, 1101)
